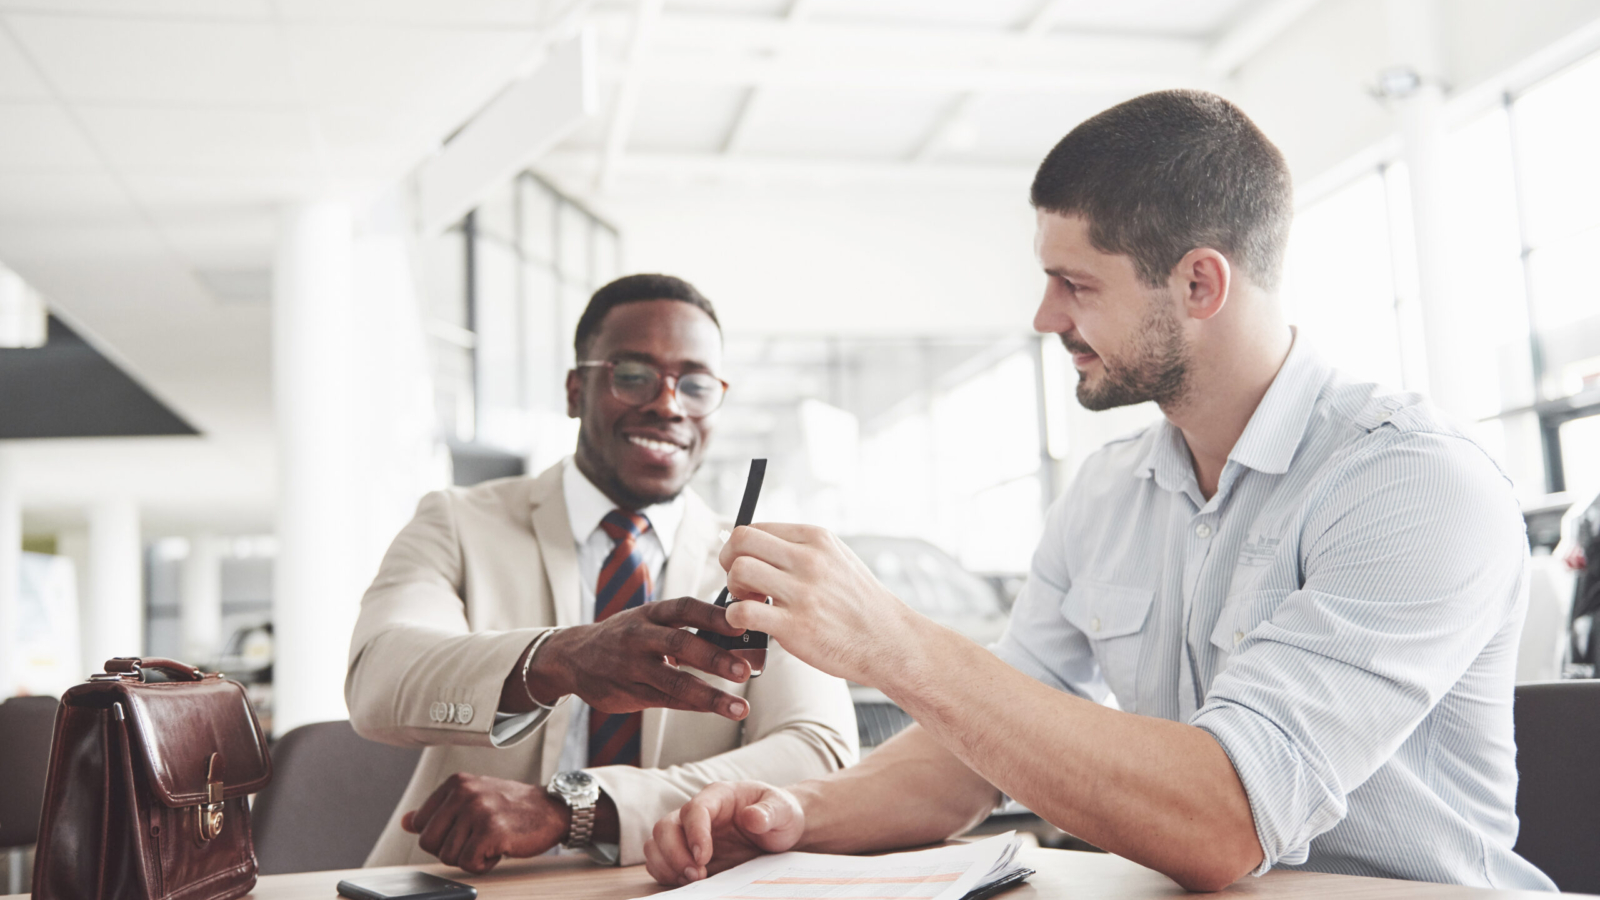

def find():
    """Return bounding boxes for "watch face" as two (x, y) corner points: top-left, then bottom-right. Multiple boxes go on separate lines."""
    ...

(553, 770), (595, 794)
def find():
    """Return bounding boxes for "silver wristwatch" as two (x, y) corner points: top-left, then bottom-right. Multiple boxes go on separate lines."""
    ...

(548, 770), (602, 849)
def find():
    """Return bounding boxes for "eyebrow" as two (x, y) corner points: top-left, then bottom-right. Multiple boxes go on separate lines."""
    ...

(609, 350), (715, 373)
(1044, 266), (1099, 284)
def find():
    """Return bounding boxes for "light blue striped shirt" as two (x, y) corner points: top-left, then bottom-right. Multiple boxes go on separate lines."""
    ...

(993, 334), (1556, 890)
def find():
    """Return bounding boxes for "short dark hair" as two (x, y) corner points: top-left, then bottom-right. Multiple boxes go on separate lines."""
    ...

(574, 273), (721, 358)
(1030, 89), (1293, 291)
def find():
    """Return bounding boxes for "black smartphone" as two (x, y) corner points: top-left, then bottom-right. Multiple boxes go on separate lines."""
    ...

(336, 871), (478, 900)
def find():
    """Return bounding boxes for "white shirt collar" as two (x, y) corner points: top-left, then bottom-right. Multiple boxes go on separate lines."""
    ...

(561, 456), (685, 554)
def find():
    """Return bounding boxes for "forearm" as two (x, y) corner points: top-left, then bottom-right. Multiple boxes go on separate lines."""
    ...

(879, 618), (1261, 891)
(791, 724), (1000, 855)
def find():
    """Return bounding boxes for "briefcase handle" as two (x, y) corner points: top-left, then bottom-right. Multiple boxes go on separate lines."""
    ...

(101, 656), (208, 682)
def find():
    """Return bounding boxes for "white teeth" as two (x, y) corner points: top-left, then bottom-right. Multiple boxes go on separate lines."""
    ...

(628, 435), (683, 454)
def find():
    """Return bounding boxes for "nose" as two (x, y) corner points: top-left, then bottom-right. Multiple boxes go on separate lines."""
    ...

(642, 375), (687, 419)
(1033, 281), (1073, 335)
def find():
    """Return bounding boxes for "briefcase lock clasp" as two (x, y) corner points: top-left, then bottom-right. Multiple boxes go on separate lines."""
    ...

(197, 753), (225, 842)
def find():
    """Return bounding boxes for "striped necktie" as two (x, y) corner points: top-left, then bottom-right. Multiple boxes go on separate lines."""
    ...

(587, 509), (653, 768)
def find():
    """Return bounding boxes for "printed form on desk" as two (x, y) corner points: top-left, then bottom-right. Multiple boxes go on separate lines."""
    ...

(637, 833), (1033, 900)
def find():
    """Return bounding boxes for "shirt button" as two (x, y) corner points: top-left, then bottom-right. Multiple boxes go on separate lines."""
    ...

(1090, 616), (1101, 633)
(1195, 522), (1213, 538)
(1233, 631), (1245, 646)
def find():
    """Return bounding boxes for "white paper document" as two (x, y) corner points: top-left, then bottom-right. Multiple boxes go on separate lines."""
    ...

(635, 832), (1031, 900)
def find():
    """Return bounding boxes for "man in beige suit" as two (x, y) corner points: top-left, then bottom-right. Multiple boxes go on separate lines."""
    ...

(347, 274), (857, 875)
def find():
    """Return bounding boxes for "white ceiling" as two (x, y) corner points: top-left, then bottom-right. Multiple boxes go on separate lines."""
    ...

(0, 0), (1364, 529)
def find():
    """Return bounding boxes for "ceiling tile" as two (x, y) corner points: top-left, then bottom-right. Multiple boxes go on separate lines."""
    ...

(0, 23), (47, 99)
(734, 86), (951, 159)
(0, 171), (133, 225)
(284, 23), (537, 110)
(664, 0), (788, 17)
(0, 1), (270, 17)
(810, 0), (1037, 29)
(275, 0), (556, 27)
(77, 105), (321, 174)
(952, 90), (1129, 165)
(7, 14), (294, 104)
(628, 84), (747, 154)
(0, 101), (102, 168)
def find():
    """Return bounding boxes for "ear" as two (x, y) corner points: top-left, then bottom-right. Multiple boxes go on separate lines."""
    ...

(565, 368), (583, 418)
(1172, 249), (1231, 321)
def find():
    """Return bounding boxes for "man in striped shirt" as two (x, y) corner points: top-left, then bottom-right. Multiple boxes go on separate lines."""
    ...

(640, 89), (1556, 892)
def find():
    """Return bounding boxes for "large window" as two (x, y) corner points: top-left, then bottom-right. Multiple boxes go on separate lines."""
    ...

(1281, 49), (1600, 499)
(422, 174), (621, 480)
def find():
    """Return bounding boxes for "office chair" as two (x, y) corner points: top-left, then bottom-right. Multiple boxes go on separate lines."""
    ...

(1513, 680), (1600, 893)
(0, 695), (60, 895)
(250, 720), (422, 875)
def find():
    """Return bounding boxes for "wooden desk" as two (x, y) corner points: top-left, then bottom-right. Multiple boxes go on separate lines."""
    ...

(8, 847), (1577, 900)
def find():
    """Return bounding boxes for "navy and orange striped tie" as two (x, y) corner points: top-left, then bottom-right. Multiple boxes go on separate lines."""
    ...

(587, 509), (653, 768)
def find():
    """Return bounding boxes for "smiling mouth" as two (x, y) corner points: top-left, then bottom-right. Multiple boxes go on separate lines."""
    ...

(627, 434), (686, 455)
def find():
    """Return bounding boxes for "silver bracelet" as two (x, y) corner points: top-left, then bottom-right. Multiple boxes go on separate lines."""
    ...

(520, 627), (569, 711)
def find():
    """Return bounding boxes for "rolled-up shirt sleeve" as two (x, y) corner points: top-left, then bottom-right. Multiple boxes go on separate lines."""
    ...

(1190, 431), (1527, 874)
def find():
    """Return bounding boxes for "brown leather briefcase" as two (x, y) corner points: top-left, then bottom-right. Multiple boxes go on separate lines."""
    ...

(32, 656), (273, 900)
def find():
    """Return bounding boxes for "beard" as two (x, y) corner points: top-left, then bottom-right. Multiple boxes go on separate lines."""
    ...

(1066, 293), (1191, 412)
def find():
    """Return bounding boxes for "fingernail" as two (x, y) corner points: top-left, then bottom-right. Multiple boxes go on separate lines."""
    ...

(684, 867), (697, 883)
(729, 700), (747, 717)
(730, 661), (748, 679)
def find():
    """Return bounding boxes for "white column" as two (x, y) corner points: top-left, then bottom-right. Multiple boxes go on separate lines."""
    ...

(179, 535), (223, 665)
(0, 446), (21, 697)
(84, 497), (142, 671)
(273, 201), (356, 736)
(1386, 0), (1473, 421)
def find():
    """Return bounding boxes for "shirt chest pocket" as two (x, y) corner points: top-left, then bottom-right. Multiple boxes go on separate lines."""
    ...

(1208, 588), (1292, 667)
(1061, 581), (1155, 709)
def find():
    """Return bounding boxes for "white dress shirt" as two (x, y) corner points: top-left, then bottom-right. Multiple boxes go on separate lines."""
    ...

(992, 333), (1556, 890)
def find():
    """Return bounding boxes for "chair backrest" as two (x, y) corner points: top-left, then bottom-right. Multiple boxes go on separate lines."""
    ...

(1513, 680), (1600, 892)
(249, 720), (421, 875)
(0, 696), (60, 848)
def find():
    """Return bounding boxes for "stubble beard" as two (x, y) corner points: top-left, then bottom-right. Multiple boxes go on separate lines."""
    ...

(1071, 291), (1192, 412)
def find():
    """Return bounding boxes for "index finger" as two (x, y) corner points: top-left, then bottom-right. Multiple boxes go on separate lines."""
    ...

(681, 783), (740, 868)
(408, 777), (456, 832)
(718, 524), (807, 574)
(645, 595), (745, 637)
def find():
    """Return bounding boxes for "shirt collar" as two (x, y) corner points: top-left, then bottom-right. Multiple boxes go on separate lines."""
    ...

(1136, 328), (1329, 489)
(1226, 329), (1329, 476)
(562, 456), (685, 554)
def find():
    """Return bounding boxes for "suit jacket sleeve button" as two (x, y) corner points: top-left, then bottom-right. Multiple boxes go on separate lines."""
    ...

(455, 702), (474, 725)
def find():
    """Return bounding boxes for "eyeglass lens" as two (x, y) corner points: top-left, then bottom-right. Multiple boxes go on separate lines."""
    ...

(609, 360), (724, 415)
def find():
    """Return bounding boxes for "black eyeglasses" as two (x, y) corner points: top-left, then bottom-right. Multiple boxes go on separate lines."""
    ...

(575, 359), (729, 417)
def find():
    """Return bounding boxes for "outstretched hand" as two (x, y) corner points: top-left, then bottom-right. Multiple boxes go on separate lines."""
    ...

(645, 782), (806, 886)
(718, 524), (925, 686)
(519, 596), (754, 721)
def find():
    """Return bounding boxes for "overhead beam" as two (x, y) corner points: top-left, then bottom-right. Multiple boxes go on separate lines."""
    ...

(597, 0), (664, 193)
(722, 0), (819, 155)
(1204, 0), (1324, 76)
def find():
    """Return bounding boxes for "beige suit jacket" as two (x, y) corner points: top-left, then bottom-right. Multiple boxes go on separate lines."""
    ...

(346, 462), (858, 867)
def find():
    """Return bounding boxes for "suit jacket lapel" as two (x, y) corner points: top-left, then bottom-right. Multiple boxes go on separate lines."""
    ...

(643, 489), (722, 767)
(528, 464), (581, 629)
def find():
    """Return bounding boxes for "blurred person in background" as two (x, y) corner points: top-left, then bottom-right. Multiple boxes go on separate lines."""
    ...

(644, 92), (1556, 893)
(346, 274), (856, 874)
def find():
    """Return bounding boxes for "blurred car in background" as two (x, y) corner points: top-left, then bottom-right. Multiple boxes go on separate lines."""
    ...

(838, 535), (1011, 751)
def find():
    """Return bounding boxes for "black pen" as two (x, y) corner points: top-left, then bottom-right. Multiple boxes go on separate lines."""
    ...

(698, 458), (769, 676)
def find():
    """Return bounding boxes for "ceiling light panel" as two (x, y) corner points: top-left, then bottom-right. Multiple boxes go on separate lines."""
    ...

(6, 15), (295, 104)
